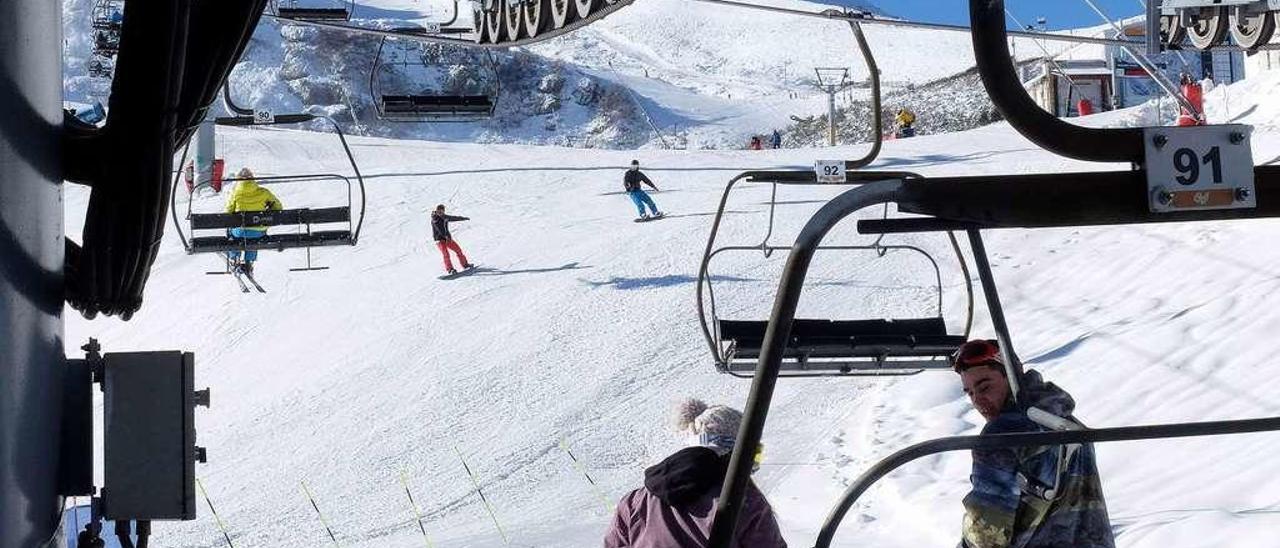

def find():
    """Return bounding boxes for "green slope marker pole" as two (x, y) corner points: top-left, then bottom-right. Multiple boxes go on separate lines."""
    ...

(196, 478), (236, 548)
(300, 481), (341, 547)
(559, 438), (614, 514)
(452, 446), (510, 545)
(399, 470), (435, 548)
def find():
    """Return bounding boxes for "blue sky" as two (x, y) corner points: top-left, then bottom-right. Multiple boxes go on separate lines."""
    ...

(876, 0), (1146, 30)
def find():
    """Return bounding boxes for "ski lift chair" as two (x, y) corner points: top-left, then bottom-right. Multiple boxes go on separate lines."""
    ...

(272, 0), (354, 21)
(697, 172), (973, 378)
(704, 1), (1280, 546)
(367, 36), (500, 122)
(170, 110), (366, 272)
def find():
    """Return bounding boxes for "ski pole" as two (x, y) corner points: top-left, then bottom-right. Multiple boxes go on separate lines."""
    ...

(196, 478), (236, 548)
(300, 481), (341, 547)
(453, 446), (510, 545)
(398, 471), (435, 548)
(559, 438), (613, 514)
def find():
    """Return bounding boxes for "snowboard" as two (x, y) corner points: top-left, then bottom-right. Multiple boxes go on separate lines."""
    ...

(438, 264), (478, 280)
(634, 212), (667, 223)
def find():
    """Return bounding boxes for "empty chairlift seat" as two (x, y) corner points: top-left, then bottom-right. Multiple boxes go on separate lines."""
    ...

(717, 317), (965, 376)
(274, 0), (352, 20)
(186, 206), (354, 254)
(379, 95), (495, 120)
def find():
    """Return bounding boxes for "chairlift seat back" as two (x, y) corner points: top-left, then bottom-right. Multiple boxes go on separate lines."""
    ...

(189, 206), (349, 230)
(189, 231), (354, 253)
(186, 206), (354, 253)
(275, 7), (350, 20)
(379, 94), (495, 119)
(719, 317), (964, 362)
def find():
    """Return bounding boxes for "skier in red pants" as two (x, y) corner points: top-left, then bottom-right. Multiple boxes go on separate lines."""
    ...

(431, 204), (473, 274)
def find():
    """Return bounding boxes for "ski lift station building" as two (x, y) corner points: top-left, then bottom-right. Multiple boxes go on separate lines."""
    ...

(1022, 20), (1248, 117)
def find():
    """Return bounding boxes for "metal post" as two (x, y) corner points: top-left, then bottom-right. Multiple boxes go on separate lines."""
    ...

(965, 229), (1025, 394)
(0, 0), (66, 545)
(195, 118), (216, 188)
(827, 86), (837, 146)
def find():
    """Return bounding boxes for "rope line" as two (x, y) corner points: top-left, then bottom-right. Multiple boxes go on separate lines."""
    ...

(301, 481), (341, 547)
(399, 471), (435, 548)
(453, 446), (510, 545)
(197, 478), (236, 548)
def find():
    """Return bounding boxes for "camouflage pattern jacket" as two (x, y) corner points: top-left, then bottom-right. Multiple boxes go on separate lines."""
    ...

(961, 370), (1115, 548)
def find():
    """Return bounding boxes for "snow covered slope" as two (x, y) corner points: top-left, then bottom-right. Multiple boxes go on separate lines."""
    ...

(63, 71), (1280, 547)
(62, 0), (1049, 148)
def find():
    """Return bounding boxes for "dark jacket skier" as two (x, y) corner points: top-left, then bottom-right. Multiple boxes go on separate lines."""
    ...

(431, 205), (472, 274)
(431, 209), (468, 242)
(623, 160), (662, 219)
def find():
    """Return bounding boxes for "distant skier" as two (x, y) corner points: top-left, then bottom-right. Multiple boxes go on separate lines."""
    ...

(770, 129), (782, 149)
(748, 135), (763, 150)
(624, 160), (663, 221)
(225, 168), (282, 276)
(431, 204), (474, 275)
(603, 398), (786, 547)
(952, 339), (1114, 548)
(895, 107), (917, 138)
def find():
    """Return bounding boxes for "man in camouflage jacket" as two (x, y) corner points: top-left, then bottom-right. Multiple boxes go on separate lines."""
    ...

(954, 339), (1115, 548)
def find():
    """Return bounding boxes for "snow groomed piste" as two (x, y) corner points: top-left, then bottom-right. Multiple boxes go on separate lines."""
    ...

(8, 0), (1280, 547)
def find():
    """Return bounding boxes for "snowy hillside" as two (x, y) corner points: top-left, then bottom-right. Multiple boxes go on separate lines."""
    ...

(63, 0), (1067, 149)
(64, 71), (1280, 547)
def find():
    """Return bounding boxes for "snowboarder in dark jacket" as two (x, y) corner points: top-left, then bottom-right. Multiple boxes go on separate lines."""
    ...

(624, 160), (663, 220)
(431, 204), (473, 274)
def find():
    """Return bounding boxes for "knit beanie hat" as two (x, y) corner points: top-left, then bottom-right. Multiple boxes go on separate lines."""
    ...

(673, 398), (742, 456)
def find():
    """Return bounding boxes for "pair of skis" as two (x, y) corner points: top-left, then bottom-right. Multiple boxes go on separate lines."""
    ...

(209, 256), (265, 293)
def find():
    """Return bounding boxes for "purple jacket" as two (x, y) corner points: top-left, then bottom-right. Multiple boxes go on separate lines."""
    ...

(604, 447), (787, 548)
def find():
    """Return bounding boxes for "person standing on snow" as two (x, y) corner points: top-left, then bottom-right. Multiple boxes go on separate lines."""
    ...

(603, 398), (786, 548)
(624, 160), (663, 220)
(770, 129), (782, 149)
(224, 167), (282, 276)
(953, 339), (1114, 548)
(431, 204), (474, 275)
(896, 106), (916, 137)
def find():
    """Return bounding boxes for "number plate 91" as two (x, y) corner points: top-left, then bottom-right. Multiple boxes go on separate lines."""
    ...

(1144, 125), (1255, 213)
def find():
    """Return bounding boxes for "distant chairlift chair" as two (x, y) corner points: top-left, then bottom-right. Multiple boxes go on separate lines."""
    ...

(272, 0), (354, 21)
(171, 108), (367, 273)
(697, 173), (973, 378)
(368, 35), (500, 122)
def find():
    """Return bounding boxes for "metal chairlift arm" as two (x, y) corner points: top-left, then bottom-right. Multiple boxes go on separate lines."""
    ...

(970, 0), (1145, 163)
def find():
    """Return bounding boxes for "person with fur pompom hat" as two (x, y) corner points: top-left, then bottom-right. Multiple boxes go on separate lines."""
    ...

(602, 398), (786, 548)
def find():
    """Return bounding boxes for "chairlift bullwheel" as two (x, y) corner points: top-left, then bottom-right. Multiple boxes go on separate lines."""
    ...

(574, 0), (598, 21)
(484, 3), (506, 43)
(524, 0), (550, 38)
(549, 0), (573, 29)
(1187, 7), (1230, 50)
(1230, 10), (1276, 50)
(1160, 14), (1186, 47)
(502, 0), (525, 41)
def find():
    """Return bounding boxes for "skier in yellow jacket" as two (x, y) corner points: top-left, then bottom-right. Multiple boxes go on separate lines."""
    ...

(225, 168), (282, 276)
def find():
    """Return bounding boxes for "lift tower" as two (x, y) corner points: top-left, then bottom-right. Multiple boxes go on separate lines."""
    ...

(0, 0), (65, 545)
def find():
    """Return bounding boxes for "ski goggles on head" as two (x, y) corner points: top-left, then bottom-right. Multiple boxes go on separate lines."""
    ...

(952, 339), (1004, 372)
